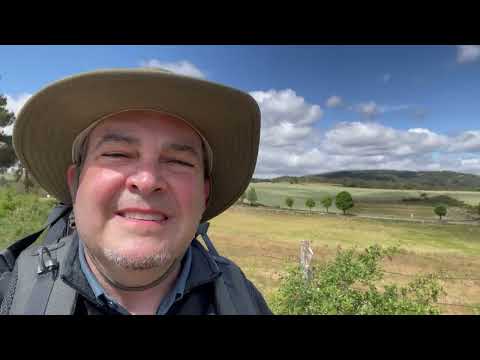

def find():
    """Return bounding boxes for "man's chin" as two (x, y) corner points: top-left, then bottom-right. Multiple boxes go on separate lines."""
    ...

(102, 247), (172, 271)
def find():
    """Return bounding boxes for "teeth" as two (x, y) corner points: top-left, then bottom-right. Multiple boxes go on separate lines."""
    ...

(122, 212), (165, 221)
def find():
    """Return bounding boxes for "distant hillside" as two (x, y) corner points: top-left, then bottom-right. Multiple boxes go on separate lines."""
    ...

(255, 170), (480, 191)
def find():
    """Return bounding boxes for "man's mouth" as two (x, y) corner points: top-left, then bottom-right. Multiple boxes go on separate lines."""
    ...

(116, 209), (169, 222)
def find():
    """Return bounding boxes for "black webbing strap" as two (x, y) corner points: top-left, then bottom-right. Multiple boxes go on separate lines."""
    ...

(22, 204), (72, 315)
(195, 222), (219, 257)
(24, 246), (60, 315)
(42, 204), (72, 246)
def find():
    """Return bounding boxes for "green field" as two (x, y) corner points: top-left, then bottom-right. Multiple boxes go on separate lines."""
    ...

(2, 183), (480, 314)
(209, 206), (480, 314)
(248, 182), (480, 221)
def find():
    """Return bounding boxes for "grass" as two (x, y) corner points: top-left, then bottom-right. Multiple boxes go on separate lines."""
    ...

(2, 182), (480, 314)
(209, 206), (480, 314)
(0, 185), (56, 249)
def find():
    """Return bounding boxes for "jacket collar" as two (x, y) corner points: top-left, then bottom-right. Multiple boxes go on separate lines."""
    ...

(59, 233), (222, 306)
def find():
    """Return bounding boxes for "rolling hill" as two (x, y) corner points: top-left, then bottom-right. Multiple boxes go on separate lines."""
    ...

(253, 170), (480, 191)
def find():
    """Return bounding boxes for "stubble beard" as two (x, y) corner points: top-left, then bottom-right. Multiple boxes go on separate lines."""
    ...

(102, 246), (173, 271)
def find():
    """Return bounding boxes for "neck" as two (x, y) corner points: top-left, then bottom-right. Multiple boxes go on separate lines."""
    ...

(83, 247), (182, 315)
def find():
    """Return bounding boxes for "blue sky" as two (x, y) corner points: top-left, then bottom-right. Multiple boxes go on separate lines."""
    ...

(1, 45), (480, 177)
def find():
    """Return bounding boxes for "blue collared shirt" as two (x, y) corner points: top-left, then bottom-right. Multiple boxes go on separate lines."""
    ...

(78, 240), (192, 315)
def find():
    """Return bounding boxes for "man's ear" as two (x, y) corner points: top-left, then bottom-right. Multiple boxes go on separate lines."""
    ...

(66, 164), (78, 199)
(203, 178), (210, 208)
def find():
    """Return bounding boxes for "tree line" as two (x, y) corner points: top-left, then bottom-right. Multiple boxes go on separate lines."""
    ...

(239, 186), (355, 215)
(240, 186), (457, 221)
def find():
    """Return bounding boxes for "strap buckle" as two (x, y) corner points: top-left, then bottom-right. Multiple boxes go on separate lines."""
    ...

(36, 246), (59, 275)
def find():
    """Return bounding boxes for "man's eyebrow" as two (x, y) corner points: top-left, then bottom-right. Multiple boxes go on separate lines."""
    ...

(94, 133), (140, 150)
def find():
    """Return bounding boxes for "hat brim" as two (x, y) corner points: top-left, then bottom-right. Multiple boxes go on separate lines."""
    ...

(13, 68), (260, 222)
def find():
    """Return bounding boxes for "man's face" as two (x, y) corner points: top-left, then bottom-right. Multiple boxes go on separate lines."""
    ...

(66, 110), (210, 271)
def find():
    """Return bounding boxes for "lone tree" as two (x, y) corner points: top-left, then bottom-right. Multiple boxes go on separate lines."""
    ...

(247, 187), (258, 206)
(336, 191), (354, 215)
(0, 94), (38, 193)
(285, 197), (294, 209)
(305, 198), (316, 213)
(434, 205), (447, 220)
(0, 95), (17, 173)
(320, 195), (333, 213)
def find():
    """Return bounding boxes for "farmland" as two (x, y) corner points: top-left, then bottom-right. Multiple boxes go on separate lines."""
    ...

(248, 182), (480, 221)
(2, 181), (480, 314)
(209, 205), (480, 314)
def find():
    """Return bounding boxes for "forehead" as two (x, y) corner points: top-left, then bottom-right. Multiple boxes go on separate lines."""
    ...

(89, 110), (204, 146)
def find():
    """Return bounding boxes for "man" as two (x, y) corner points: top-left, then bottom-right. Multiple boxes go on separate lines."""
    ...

(0, 68), (272, 315)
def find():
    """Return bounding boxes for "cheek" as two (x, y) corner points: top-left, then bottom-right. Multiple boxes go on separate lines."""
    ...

(171, 177), (207, 213)
(76, 167), (125, 212)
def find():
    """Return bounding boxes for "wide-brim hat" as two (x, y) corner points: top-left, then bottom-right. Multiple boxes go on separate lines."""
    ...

(12, 68), (261, 222)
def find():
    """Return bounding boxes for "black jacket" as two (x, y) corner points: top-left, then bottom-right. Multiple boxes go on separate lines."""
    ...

(1, 236), (273, 315)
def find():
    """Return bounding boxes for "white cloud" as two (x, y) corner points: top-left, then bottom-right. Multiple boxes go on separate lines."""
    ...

(139, 59), (206, 79)
(5, 93), (32, 116)
(461, 158), (480, 167)
(352, 101), (411, 118)
(449, 131), (480, 152)
(379, 104), (411, 113)
(324, 123), (448, 157)
(457, 45), (480, 64)
(2, 93), (33, 135)
(253, 116), (456, 178)
(250, 89), (322, 148)
(356, 101), (379, 118)
(247, 89), (480, 178)
(326, 95), (343, 108)
(249, 89), (325, 177)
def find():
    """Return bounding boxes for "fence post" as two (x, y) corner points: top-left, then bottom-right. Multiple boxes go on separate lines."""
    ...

(300, 240), (314, 282)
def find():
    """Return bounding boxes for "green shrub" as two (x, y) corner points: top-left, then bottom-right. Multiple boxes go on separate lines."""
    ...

(285, 197), (294, 209)
(0, 185), (57, 249)
(271, 245), (444, 315)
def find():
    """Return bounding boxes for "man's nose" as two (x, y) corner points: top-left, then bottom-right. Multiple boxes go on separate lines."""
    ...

(125, 161), (167, 195)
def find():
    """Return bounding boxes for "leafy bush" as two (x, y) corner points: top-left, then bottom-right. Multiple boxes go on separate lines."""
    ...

(271, 245), (444, 315)
(285, 197), (294, 209)
(0, 185), (57, 249)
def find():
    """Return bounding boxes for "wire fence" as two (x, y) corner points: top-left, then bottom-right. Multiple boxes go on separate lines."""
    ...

(382, 270), (480, 282)
(251, 254), (480, 311)
(381, 270), (480, 311)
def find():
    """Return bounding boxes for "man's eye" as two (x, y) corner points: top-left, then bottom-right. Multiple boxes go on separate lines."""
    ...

(169, 160), (194, 167)
(103, 153), (128, 158)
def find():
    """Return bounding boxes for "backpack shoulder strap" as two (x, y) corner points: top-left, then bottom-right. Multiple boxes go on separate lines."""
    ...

(6, 234), (77, 315)
(195, 222), (262, 315)
(0, 203), (72, 306)
(213, 257), (260, 315)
